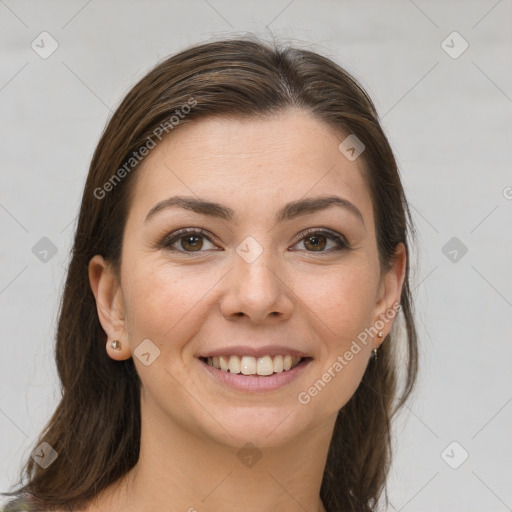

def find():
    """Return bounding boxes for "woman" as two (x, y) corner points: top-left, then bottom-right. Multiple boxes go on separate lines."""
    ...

(2, 37), (417, 512)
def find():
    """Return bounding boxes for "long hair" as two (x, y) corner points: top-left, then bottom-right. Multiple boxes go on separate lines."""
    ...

(3, 36), (418, 512)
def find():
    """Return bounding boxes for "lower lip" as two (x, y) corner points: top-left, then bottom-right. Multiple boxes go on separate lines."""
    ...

(199, 358), (312, 392)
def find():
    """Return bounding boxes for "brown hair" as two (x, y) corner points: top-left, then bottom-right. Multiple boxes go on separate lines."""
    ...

(2, 36), (418, 512)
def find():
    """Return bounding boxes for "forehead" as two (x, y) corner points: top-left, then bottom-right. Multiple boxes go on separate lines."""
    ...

(126, 110), (374, 226)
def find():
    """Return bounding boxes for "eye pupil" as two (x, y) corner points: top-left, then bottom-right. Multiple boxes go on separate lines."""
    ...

(304, 235), (326, 251)
(164, 229), (344, 254)
(182, 235), (203, 251)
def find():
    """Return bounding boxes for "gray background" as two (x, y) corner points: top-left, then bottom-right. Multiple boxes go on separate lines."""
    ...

(1, 0), (511, 510)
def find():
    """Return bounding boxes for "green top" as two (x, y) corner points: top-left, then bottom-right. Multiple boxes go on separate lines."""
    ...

(1, 497), (37, 511)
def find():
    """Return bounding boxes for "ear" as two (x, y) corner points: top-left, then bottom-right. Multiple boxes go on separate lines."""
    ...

(373, 243), (407, 349)
(88, 255), (131, 361)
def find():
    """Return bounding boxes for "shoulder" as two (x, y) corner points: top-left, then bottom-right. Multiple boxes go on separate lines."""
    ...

(2, 497), (29, 510)
(2, 495), (95, 512)
(1, 497), (27, 510)
(1, 496), (45, 511)
(1, 495), (97, 512)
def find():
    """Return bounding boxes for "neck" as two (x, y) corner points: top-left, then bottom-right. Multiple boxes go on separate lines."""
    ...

(96, 396), (335, 512)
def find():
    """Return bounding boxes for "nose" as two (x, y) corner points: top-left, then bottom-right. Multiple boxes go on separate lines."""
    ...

(219, 245), (294, 324)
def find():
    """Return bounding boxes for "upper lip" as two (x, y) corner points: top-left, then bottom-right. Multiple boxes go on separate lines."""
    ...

(198, 345), (310, 359)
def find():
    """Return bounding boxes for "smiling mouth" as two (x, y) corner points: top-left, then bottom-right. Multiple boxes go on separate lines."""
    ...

(200, 355), (308, 376)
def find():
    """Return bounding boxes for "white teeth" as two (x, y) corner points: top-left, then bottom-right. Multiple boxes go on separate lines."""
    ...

(273, 355), (284, 373)
(205, 355), (302, 375)
(219, 355), (229, 371)
(228, 355), (241, 374)
(240, 356), (256, 375)
(257, 356), (273, 376)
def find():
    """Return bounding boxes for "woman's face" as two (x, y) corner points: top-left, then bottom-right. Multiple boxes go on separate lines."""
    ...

(95, 110), (404, 448)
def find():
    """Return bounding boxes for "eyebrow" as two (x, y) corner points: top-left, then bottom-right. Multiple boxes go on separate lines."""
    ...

(144, 195), (365, 226)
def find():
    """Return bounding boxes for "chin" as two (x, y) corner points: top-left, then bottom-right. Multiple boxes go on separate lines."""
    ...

(194, 403), (320, 451)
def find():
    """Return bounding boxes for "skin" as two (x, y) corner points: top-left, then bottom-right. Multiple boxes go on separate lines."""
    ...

(88, 109), (406, 512)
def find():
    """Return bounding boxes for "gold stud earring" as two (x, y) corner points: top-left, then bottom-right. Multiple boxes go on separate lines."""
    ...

(378, 331), (383, 338)
(372, 348), (378, 360)
(110, 340), (121, 351)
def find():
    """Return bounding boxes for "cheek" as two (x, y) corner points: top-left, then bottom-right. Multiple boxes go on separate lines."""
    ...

(296, 260), (378, 342)
(293, 263), (378, 413)
(122, 259), (220, 351)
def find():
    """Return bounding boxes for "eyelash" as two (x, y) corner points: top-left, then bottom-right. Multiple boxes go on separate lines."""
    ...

(159, 227), (350, 255)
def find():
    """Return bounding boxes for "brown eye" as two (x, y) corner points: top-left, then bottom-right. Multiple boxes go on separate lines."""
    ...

(161, 228), (217, 253)
(303, 234), (327, 251)
(293, 229), (349, 253)
(179, 234), (204, 252)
